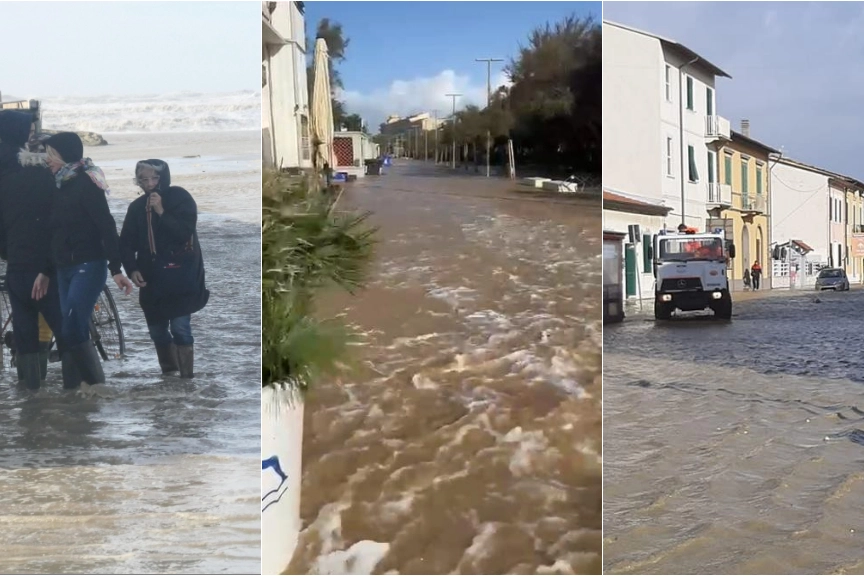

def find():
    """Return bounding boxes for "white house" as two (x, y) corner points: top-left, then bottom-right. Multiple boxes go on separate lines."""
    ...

(262, 1), (312, 170)
(603, 20), (732, 299)
(770, 157), (832, 270)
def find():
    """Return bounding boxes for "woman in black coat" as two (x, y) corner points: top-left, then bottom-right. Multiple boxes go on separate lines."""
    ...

(44, 132), (134, 388)
(0, 111), (67, 389)
(119, 159), (208, 378)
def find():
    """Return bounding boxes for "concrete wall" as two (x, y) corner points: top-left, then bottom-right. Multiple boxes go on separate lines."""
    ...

(603, 24), (664, 205)
(603, 208), (669, 300)
(771, 161), (829, 263)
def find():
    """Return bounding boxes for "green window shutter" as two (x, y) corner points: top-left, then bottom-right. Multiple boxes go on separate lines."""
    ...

(686, 77), (694, 110)
(688, 146), (699, 181)
(642, 234), (652, 270)
(725, 155), (732, 184)
(707, 151), (715, 183)
(756, 167), (763, 195)
(741, 161), (749, 195)
(706, 87), (714, 115)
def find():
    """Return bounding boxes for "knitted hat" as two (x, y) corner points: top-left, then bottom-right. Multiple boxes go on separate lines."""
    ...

(44, 132), (84, 163)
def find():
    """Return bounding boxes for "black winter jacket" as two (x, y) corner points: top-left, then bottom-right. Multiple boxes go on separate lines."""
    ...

(119, 160), (208, 323)
(50, 168), (123, 276)
(0, 146), (56, 275)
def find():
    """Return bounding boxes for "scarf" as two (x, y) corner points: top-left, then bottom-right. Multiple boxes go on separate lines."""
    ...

(54, 158), (111, 194)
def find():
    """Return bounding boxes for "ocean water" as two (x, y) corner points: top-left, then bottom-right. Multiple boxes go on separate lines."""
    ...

(39, 90), (260, 134)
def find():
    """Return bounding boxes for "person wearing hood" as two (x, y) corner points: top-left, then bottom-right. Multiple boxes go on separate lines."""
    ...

(43, 132), (134, 388)
(0, 111), (68, 389)
(119, 159), (208, 378)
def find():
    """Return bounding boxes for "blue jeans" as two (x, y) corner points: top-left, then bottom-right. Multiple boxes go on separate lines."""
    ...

(148, 315), (193, 346)
(57, 261), (108, 348)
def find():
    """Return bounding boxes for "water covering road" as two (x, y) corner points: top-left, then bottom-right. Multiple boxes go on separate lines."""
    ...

(288, 162), (602, 575)
(604, 291), (864, 574)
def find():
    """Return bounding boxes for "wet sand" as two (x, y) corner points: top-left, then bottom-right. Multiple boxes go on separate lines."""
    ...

(288, 161), (602, 575)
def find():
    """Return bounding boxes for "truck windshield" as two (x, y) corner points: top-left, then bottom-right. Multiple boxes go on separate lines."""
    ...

(658, 238), (724, 261)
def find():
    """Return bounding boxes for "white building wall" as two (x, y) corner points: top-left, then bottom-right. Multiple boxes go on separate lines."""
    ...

(771, 161), (829, 263)
(602, 24), (664, 204)
(603, 209), (670, 300)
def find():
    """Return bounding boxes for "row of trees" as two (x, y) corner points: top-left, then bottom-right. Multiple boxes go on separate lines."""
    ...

(382, 15), (600, 176)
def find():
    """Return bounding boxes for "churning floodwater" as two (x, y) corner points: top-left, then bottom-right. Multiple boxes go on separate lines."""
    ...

(288, 162), (602, 575)
(604, 292), (864, 575)
(0, 200), (260, 573)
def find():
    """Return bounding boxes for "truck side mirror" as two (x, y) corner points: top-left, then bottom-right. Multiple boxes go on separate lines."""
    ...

(728, 243), (736, 259)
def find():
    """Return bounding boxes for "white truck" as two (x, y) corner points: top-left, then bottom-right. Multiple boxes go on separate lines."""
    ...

(652, 227), (736, 320)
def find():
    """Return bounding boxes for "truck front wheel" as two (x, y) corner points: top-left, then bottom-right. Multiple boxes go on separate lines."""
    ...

(712, 294), (732, 320)
(655, 300), (673, 320)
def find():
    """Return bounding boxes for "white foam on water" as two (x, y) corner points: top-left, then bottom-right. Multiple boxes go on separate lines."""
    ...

(503, 427), (551, 476)
(39, 91), (259, 134)
(314, 540), (390, 575)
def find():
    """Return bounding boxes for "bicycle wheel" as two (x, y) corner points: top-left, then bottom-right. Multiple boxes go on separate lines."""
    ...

(90, 285), (125, 360)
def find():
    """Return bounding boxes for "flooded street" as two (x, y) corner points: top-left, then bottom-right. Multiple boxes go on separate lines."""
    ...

(289, 162), (602, 575)
(0, 201), (260, 573)
(604, 293), (864, 575)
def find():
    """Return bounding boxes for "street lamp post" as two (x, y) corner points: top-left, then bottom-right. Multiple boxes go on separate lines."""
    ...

(445, 93), (461, 170)
(476, 57), (504, 178)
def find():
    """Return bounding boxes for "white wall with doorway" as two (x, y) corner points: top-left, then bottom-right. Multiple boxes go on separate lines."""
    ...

(603, 209), (668, 300)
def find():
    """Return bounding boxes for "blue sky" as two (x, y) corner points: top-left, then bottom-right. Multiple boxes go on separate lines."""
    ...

(0, 2), (259, 98)
(604, 1), (864, 179)
(304, 1), (601, 128)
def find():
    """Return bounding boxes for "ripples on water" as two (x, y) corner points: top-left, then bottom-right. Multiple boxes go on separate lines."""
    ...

(0, 202), (260, 574)
(288, 166), (602, 575)
(604, 292), (864, 575)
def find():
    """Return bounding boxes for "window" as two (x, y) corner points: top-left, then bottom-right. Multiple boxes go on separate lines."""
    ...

(665, 65), (672, 101)
(756, 163), (763, 195)
(686, 76), (694, 110)
(706, 87), (714, 116)
(707, 150), (716, 183)
(666, 137), (673, 176)
(724, 153), (733, 184)
(688, 145), (699, 182)
(741, 158), (749, 195)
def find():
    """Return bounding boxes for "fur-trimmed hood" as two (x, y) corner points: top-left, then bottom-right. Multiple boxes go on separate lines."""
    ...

(18, 149), (48, 168)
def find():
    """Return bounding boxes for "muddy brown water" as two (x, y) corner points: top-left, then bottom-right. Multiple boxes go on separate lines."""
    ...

(287, 162), (602, 575)
(604, 293), (864, 575)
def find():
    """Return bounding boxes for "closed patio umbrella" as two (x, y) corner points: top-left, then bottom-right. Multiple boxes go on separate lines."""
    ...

(310, 37), (335, 171)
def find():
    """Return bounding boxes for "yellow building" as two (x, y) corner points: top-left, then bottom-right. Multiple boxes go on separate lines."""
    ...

(839, 178), (864, 282)
(717, 131), (778, 290)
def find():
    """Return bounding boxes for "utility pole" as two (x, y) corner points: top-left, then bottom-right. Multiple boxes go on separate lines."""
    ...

(475, 57), (504, 178)
(433, 109), (439, 163)
(446, 93), (461, 170)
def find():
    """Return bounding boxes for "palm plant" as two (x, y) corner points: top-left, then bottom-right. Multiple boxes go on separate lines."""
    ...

(262, 170), (376, 398)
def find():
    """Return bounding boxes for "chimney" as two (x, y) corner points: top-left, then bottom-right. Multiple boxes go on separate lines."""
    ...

(741, 119), (750, 138)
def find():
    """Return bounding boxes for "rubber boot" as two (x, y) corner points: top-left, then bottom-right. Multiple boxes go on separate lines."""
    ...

(18, 353), (41, 391)
(38, 341), (51, 382)
(177, 345), (194, 379)
(68, 340), (105, 385)
(155, 343), (180, 374)
(61, 351), (83, 390)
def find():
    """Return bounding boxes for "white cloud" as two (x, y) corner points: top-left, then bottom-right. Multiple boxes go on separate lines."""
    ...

(340, 69), (511, 131)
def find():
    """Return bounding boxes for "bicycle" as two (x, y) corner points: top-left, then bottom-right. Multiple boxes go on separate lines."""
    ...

(0, 269), (125, 369)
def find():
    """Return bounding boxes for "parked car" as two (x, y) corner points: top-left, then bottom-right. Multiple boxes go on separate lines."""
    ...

(815, 267), (850, 291)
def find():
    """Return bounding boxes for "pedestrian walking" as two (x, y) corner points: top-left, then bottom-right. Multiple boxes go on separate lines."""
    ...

(751, 260), (763, 290)
(119, 159), (209, 378)
(0, 111), (68, 390)
(44, 132), (134, 389)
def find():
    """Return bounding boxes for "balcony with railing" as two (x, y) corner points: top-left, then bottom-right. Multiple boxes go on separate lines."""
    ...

(741, 194), (767, 214)
(707, 182), (732, 207)
(705, 115), (731, 141)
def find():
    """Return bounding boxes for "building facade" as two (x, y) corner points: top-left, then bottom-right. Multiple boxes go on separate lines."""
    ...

(603, 20), (732, 234)
(717, 128), (777, 290)
(262, 1), (312, 170)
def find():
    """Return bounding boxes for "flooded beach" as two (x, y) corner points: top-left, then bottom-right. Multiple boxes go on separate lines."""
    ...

(288, 162), (602, 575)
(0, 131), (260, 573)
(603, 293), (864, 575)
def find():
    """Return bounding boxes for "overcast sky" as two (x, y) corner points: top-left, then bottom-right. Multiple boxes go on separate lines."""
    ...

(0, 2), (259, 98)
(604, 1), (864, 178)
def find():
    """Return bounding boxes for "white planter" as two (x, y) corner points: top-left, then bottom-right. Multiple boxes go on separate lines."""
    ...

(262, 386), (305, 575)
